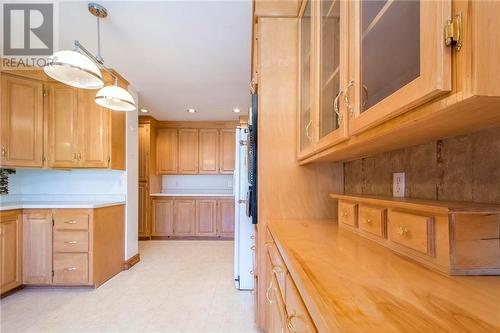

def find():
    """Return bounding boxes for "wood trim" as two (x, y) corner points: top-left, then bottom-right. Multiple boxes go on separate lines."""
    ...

(123, 253), (140, 270)
(141, 119), (238, 129)
(0, 285), (24, 299)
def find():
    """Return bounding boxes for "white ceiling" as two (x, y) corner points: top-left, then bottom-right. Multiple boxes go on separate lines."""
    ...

(58, 1), (252, 121)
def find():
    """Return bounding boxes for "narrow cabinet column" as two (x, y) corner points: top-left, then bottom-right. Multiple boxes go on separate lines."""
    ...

(23, 210), (53, 285)
(219, 129), (235, 174)
(178, 129), (199, 174)
(0, 74), (44, 167)
(157, 129), (178, 174)
(138, 181), (150, 238)
(0, 210), (22, 294)
(217, 199), (235, 238)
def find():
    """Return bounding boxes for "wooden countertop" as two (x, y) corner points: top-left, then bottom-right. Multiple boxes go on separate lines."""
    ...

(268, 219), (500, 332)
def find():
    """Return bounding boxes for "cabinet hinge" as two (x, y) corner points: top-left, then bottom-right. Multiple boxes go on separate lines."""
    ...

(52, 270), (54, 277)
(52, 218), (54, 226)
(444, 12), (463, 51)
(43, 89), (48, 97)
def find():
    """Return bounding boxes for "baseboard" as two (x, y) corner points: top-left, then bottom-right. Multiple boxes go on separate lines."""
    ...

(1, 285), (24, 299)
(123, 253), (140, 270)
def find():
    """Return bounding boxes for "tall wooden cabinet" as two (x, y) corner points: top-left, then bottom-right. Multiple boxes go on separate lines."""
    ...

(138, 181), (149, 238)
(0, 74), (44, 167)
(0, 210), (22, 294)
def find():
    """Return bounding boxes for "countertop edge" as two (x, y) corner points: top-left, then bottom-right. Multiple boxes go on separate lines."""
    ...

(0, 201), (126, 211)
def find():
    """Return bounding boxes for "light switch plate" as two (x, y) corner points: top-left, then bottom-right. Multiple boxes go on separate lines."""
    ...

(393, 172), (405, 197)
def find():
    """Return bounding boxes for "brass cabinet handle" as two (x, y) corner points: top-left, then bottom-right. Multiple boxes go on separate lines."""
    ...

(264, 241), (273, 248)
(344, 80), (355, 114)
(271, 265), (282, 275)
(64, 220), (77, 224)
(64, 267), (77, 271)
(72, 152), (77, 160)
(64, 240), (77, 244)
(364, 218), (372, 224)
(286, 311), (298, 333)
(305, 119), (312, 141)
(397, 225), (408, 236)
(266, 280), (273, 304)
(1, 146), (6, 158)
(333, 90), (343, 125)
(77, 152), (82, 161)
(342, 212), (348, 217)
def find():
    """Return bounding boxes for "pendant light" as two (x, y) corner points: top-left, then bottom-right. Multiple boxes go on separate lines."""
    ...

(44, 3), (136, 111)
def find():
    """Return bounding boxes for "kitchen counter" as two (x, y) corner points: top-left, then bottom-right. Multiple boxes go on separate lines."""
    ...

(0, 201), (126, 211)
(267, 219), (500, 332)
(151, 193), (234, 197)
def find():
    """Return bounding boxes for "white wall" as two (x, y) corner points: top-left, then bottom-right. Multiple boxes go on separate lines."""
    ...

(162, 175), (234, 194)
(125, 87), (139, 260)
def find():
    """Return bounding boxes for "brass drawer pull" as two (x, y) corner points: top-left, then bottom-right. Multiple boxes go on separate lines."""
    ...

(342, 212), (348, 217)
(64, 220), (77, 224)
(286, 311), (298, 333)
(266, 280), (273, 304)
(264, 241), (273, 248)
(64, 240), (78, 244)
(272, 265), (282, 275)
(64, 267), (77, 271)
(364, 218), (372, 224)
(397, 225), (408, 236)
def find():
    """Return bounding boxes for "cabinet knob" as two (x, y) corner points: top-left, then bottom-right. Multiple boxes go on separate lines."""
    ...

(397, 225), (408, 236)
(1, 146), (6, 158)
(64, 240), (77, 244)
(64, 267), (77, 271)
(364, 218), (372, 224)
(64, 220), (77, 224)
(286, 311), (299, 333)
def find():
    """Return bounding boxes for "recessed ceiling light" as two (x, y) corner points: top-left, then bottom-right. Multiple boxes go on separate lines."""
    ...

(187, 108), (196, 113)
(233, 108), (241, 113)
(140, 109), (149, 113)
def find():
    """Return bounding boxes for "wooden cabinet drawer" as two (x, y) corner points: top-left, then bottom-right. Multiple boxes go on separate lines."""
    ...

(53, 231), (89, 253)
(268, 243), (287, 297)
(387, 210), (435, 256)
(285, 274), (317, 333)
(358, 205), (386, 237)
(53, 253), (89, 285)
(338, 201), (358, 227)
(53, 214), (89, 230)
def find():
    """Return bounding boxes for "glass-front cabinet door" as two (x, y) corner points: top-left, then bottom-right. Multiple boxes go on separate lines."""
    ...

(315, 0), (349, 152)
(348, 0), (452, 135)
(298, 0), (314, 159)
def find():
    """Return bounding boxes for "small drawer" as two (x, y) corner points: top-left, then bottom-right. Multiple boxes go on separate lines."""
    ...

(53, 231), (89, 253)
(268, 243), (287, 296)
(387, 210), (435, 256)
(358, 205), (386, 238)
(53, 253), (89, 285)
(285, 274), (317, 333)
(338, 201), (358, 227)
(54, 214), (89, 230)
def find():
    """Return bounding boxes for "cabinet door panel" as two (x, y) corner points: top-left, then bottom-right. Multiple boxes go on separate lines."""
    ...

(23, 212), (53, 285)
(78, 89), (109, 168)
(178, 129), (198, 174)
(138, 124), (150, 181)
(195, 200), (217, 236)
(0, 75), (44, 167)
(157, 129), (178, 174)
(1, 212), (22, 293)
(152, 199), (173, 237)
(350, 0), (451, 134)
(219, 129), (235, 174)
(173, 200), (195, 236)
(217, 200), (235, 238)
(138, 182), (150, 238)
(199, 129), (219, 174)
(48, 83), (78, 168)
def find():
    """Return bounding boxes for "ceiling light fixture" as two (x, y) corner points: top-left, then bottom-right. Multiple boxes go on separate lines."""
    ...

(187, 108), (196, 113)
(44, 3), (136, 112)
(233, 108), (241, 113)
(140, 109), (149, 113)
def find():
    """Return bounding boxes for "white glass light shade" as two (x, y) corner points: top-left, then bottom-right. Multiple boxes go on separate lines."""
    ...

(44, 50), (104, 89)
(95, 85), (136, 111)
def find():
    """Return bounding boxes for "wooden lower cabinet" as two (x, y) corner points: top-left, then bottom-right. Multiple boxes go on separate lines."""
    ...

(0, 210), (22, 294)
(151, 196), (235, 239)
(23, 211), (52, 285)
(265, 254), (286, 333)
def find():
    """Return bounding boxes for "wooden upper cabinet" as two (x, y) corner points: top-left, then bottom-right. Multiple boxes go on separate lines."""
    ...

(138, 124), (150, 181)
(157, 129), (178, 174)
(152, 198), (173, 237)
(0, 74), (44, 167)
(298, 0), (314, 159)
(348, 0), (451, 135)
(178, 129), (198, 174)
(173, 200), (196, 236)
(77, 89), (109, 168)
(219, 129), (235, 174)
(109, 111), (126, 170)
(47, 83), (79, 168)
(0, 210), (22, 294)
(314, 0), (349, 152)
(23, 211), (53, 285)
(199, 129), (219, 174)
(217, 199), (235, 238)
(196, 200), (217, 236)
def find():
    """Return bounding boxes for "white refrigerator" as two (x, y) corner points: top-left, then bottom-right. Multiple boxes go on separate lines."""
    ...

(233, 127), (255, 290)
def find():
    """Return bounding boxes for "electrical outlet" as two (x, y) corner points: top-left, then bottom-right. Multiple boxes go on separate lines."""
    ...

(393, 172), (405, 197)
